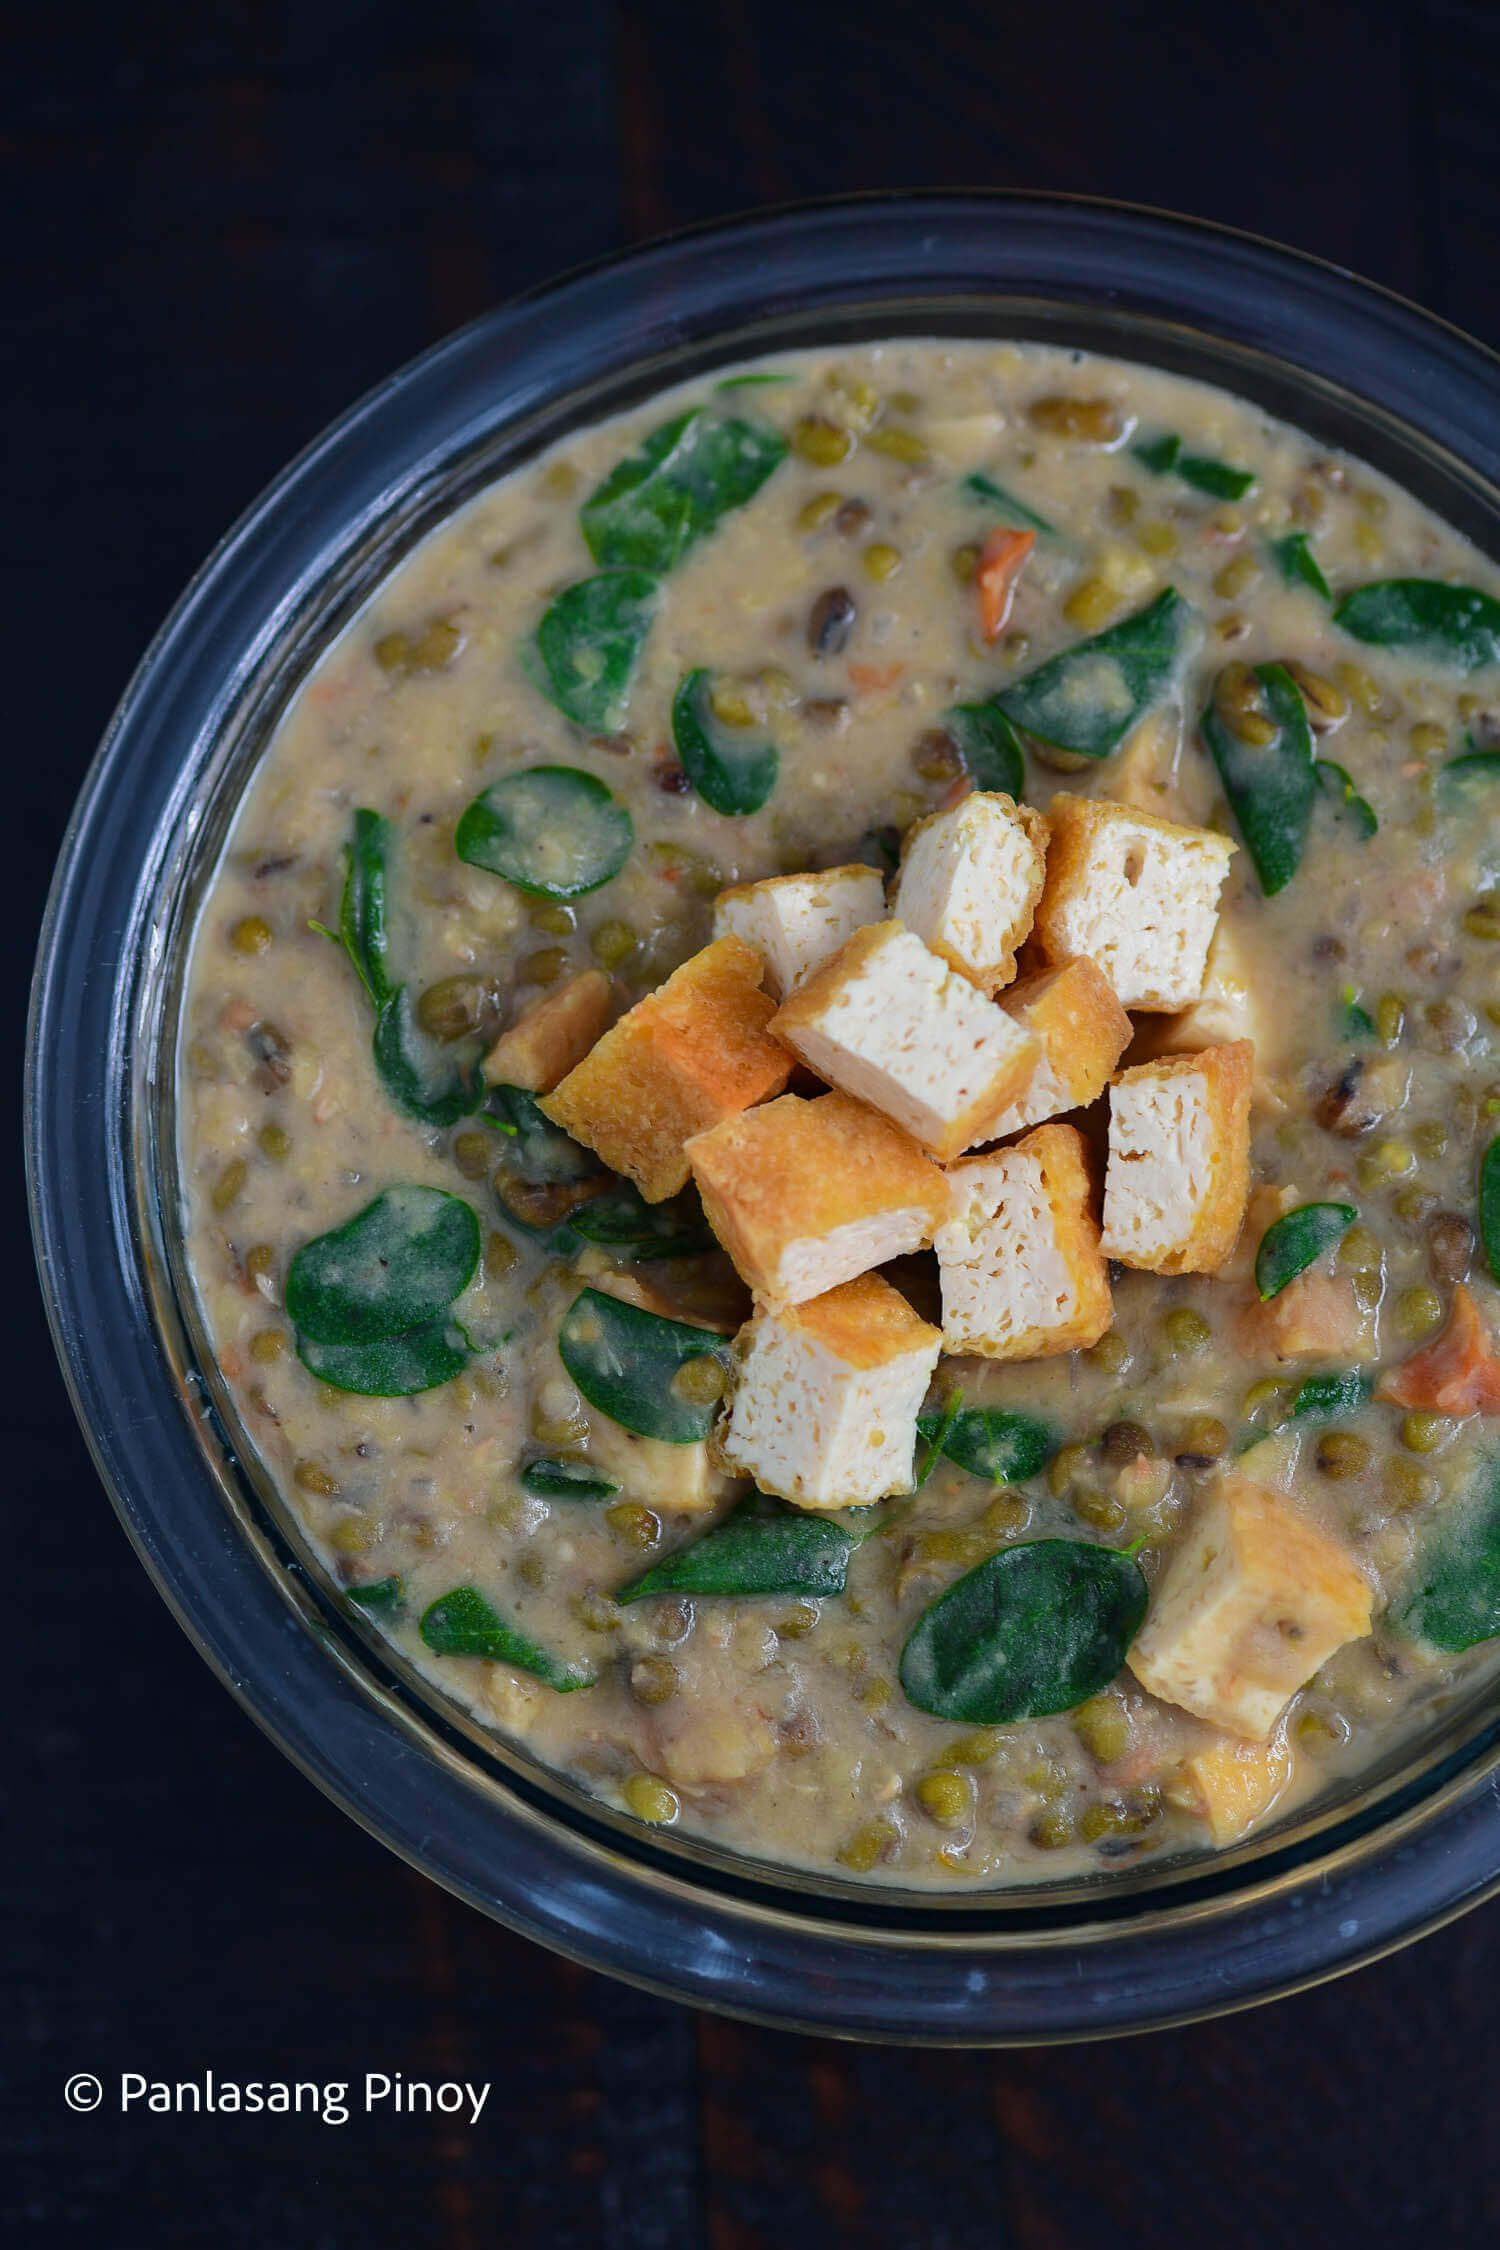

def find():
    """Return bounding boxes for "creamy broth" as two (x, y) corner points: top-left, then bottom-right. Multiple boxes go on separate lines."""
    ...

(178, 342), (1500, 1885)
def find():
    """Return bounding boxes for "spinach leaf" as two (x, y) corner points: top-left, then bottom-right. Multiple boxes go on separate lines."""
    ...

(1395, 1456), (1500, 1651)
(287, 1185), (481, 1346)
(1269, 530), (1332, 601)
(1291, 1370), (1373, 1419)
(419, 1585), (593, 1689)
(558, 1288), (734, 1444)
(1316, 757), (1378, 840)
(913, 1391), (963, 1488)
(1201, 660), (1317, 896)
(570, 1181), (715, 1261)
(298, 1318), (471, 1397)
(1480, 1136), (1500, 1284)
(529, 571), (660, 731)
(313, 810), (484, 1126)
(1339, 986), (1378, 1041)
(310, 806), (394, 1005)
(372, 987), (486, 1127)
(580, 408), (787, 574)
(615, 1502), (854, 1603)
(940, 699), (1026, 796)
(914, 1406), (1052, 1484)
(899, 1539), (1147, 1723)
(715, 372), (793, 391)
(1255, 1202), (1357, 1300)
(520, 1458), (620, 1500)
(347, 1575), (405, 1612)
(1132, 431), (1256, 499)
(670, 669), (779, 816)
(456, 765), (634, 898)
(1334, 579), (1500, 672)
(1443, 742), (1500, 791)
(995, 587), (1194, 759)
(962, 470), (1055, 537)
(484, 1085), (603, 1182)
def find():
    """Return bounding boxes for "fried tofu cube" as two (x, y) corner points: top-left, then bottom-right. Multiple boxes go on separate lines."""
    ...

(483, 969), (614, 1093)
(1168, 1732), (1295, 1845)
(542, 935), (792, 1201)
(719, 1272), (942, 1509)
(686, 1090), (949, 1304)
(770, 921), (1040, 1161)
(1128, 1472), (1374, 1740)
(982, 956), (1133, 1140)
(891, 791), (1049, 995)
(1033, 793), (1235, 1010)
(934, 1121), (1112, 1360)
(1101, 1042), (1253, 1275)
(713, 863), (887, 999)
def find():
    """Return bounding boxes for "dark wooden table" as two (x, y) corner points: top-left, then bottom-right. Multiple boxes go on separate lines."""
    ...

(9, 7), (1500, 2242)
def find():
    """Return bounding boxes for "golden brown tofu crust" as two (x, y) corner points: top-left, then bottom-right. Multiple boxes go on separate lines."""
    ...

(999, 954), (1132, 1110)
(685, 1090), (948, 1298)
(541, 935), (792, 1201)
(1108, 1039), (1254, 1274)
(785, 1270), (942, 1371)
(1032, 791), (1231, 1004)
(483, 969), (615, 1093)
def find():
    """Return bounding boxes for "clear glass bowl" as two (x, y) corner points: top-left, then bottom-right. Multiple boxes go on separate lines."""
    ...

(27, 193), (1500, 2042)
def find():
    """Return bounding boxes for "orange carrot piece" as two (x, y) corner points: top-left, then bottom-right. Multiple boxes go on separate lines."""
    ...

(975, 527), (1035, 641)
(1376, 1283), (1500, 1414)
(847, 660), (905, 695)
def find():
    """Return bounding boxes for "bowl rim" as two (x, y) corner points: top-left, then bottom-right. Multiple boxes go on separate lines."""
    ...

(27, 188), (1500, 2044)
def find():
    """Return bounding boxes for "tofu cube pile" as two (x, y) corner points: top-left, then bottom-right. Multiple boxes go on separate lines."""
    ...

(527, 776), (1375, 1781)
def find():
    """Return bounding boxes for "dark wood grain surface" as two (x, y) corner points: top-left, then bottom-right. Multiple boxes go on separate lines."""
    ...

(8, 5), (1500, 2242)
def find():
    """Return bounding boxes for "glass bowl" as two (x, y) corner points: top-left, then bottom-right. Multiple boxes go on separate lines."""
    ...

(27, 193), (1500, 2043)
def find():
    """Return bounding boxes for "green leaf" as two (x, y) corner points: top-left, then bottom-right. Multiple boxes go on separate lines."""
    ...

(580, 408), (787, 574)
(1269, 531), (1332, 601)
(1133, 431), (1255, 499)
(1334, 579), (1500, 672)
(372, 987), (486, 1127)
(570, 1181), (715, 1262)
(1255, 1202), (1358, 1299)
(1442, 740), (1500, 792)
(914, 1407), (1052, 1485)
(899, 1539), (1147, 1723)
(1395, 1455), (1500, 1651)
(962, 470), (1055, 536)
(286, 1185), (481, 1346)
(1291, 1370), (1373, 1419)
(1480, 1136), (1500, 1284)
(1316, 758), (1378, 840)
(347, 1575), (405, 1612)
(940, 700), (1026, 796)
(670, 670), (779, 816)
(1339, 986), (1378, 1041)
(615, 1502), (853, 1602)
(419, 1585), (593, 1689)
(558, 1288), (733, 1444)
(1132, 432), (1181, 476)
(297, 1318), (471, 1396)
(1201, 660), (1317, 896)
(715, 372), (793, 391)
(1176, 454), (1256, 501)
(529, 571), (660, 730)
(995, 588), (1194, 759)
(520, 1458), (620, 1500)
(913, 1391), (963, 1488)
(312, 806), (394, 1005)
(456, 764), (634, 900)
(484, 1085), (602, 1182)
